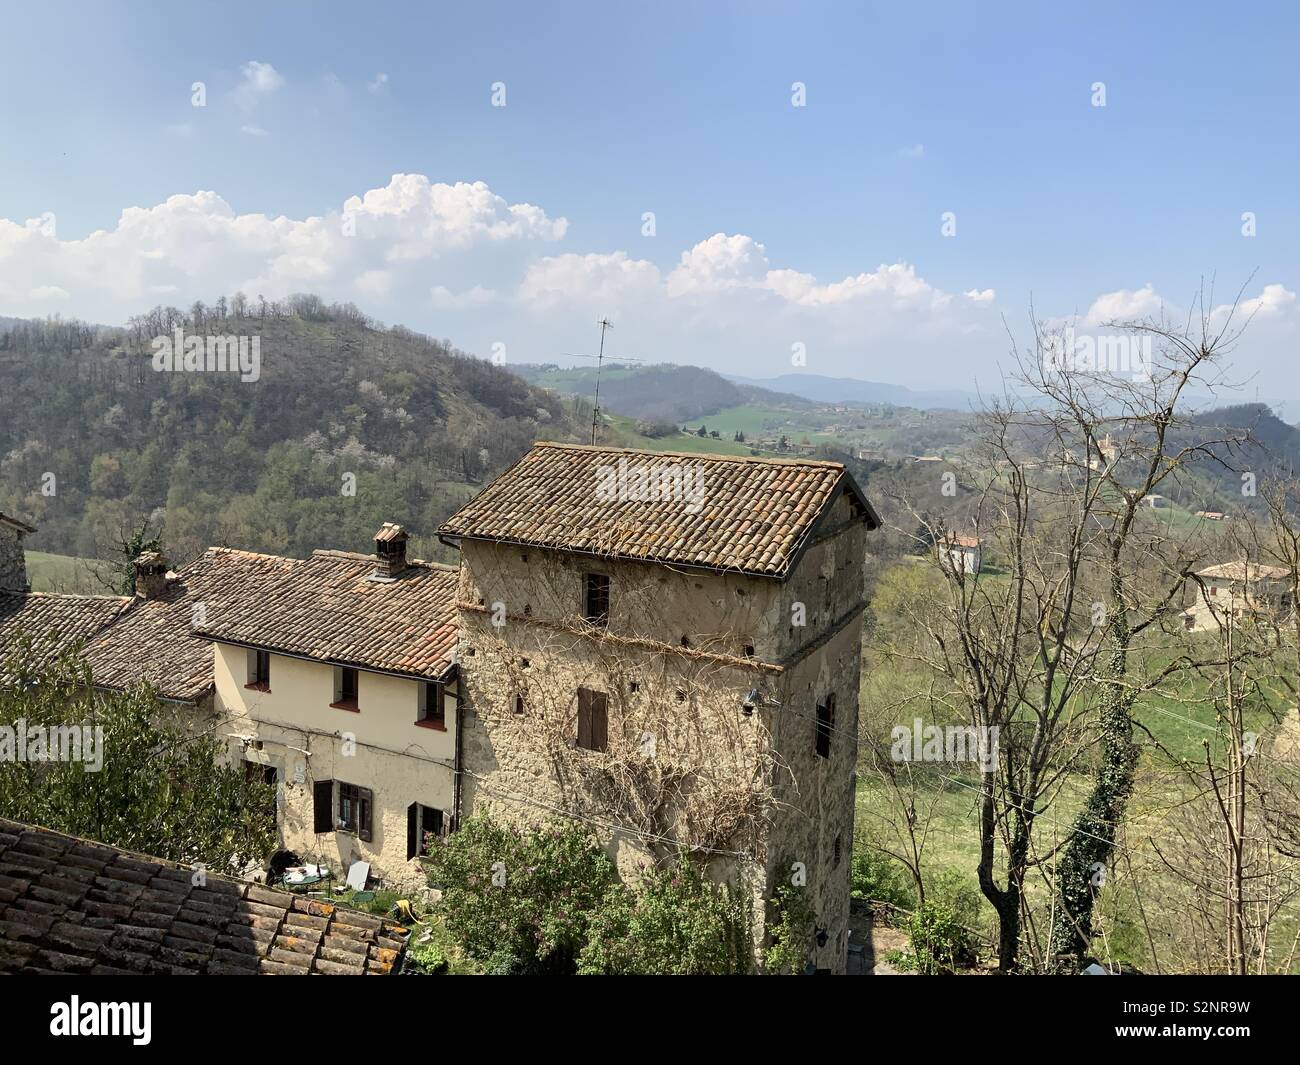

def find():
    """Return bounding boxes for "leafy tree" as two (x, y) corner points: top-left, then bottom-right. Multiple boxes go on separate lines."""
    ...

(0, 643), (276, 872)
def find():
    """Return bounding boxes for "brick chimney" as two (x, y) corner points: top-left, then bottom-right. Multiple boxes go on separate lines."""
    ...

(133, 550), (170, 600)
(0, 514), (36, 594)
(374, 523), (409, 579)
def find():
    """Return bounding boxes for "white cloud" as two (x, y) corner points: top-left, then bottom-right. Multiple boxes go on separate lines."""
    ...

(237, 61), (284, 103)
(896, 143), (925, 160)
(29, 175), (1300, 394)
(1084, 283), (1163, 325)
(240, 124), (270, 137)
(368, 72), (389, 93)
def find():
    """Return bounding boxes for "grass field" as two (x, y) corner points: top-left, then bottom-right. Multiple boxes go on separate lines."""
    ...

(24, 551), (113, 595)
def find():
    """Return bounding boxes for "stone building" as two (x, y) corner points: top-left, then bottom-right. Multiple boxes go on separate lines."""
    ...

(1183, 559), (1294, 632)
(438, 442), (878, 972)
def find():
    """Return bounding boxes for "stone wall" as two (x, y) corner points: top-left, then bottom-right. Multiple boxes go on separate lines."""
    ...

(454, 484), (870, 971)
(0, 524), (29, 594)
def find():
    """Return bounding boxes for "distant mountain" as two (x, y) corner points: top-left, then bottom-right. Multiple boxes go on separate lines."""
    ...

(514, 363), (812, 425)
(723, 372), (979, 411)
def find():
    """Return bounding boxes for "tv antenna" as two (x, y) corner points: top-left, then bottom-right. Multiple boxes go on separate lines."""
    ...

(563, 317), (642, 445)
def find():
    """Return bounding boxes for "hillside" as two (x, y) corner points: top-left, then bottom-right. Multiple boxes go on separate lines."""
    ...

(0, 299), (590, 566)
(514, 362), (812, 425)
(724, 372), (979, 411)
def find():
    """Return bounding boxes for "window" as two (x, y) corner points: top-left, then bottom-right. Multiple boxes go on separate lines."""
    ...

(513, 692), (525, 715)
(584, 573), (610, 627)
(406, 803), (445, 859)
(332, 666), (359, 710)
(417, 681), (446, 728)
(337, 783), (373, 841)
(576, 687), (608, 752)
(247, 649), (271, 690)
(313, 779), (334, 834)
(1209, 585), (1218, 596)
(833, 834), (842, 867)
(815, 693), (835, 759)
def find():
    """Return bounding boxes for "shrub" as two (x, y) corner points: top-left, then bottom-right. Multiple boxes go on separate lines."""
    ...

(578, 860), (753, 974)
(422, 814), (618, 974)
(850, 846), (915, 910)
(762, 883), (816, 974)
(902, 899), (974, 974)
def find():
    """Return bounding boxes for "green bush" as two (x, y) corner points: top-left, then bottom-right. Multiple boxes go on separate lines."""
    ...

(422, 814), (618, 974)
(578, 860), (752, 974)
(850, 847), (915, 909)
(762, 883), (816, 974)
(903, 899), (973, 974)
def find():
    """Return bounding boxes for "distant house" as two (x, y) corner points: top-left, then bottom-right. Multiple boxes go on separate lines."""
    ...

(941, 534), (983, 575)
(1184, 560), (1293, 632)
(1141, 494), (1168, 509)
(1194, 510), (1227, 522)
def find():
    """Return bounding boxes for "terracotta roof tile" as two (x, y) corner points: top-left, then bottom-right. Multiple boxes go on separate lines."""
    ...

(193, 551), (459, 680)
(82, 548), (300, 702)
(0, 818), (408, 975)
(439, 442), (878, 578)
(0, 592), (132, 682)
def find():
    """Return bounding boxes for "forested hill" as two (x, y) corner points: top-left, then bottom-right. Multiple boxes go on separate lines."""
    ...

(0, 297), (588, 566)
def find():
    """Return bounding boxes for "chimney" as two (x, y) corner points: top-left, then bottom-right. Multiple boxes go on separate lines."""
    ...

(0, 514), (36, 594)
(133, 550), (170, 600)
(374, 523), (409, 579)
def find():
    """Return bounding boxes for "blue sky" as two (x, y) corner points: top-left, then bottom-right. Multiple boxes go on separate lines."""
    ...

(1, 0), (1296, 399)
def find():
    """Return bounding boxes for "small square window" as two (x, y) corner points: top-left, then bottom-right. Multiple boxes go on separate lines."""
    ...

(332, 666), (359, 710)
(247, 649), (271, 690)
(418, 681), (446, 728)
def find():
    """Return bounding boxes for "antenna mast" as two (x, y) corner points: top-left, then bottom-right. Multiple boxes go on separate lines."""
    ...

(562, 318), (640, 445)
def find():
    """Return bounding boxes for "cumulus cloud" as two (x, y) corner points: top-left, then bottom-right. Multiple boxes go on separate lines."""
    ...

(25, 175), (1299, 393)
(367, 72), (389, 93)
(896, 143), (925, 160)
(1084, 283), (1163, 325)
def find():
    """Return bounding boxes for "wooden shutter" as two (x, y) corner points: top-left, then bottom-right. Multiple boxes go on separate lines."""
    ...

(406, 802), (418, 861)
(313, 779), (334, 833)
(358, 787), (373, 842)
(577, 688), (593, 749)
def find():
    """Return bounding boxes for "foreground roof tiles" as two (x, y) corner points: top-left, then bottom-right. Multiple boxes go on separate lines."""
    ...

(0, 818), (408, 975)
(82, 548), (299, 702)
(194, 551), (459, 680)
(439, 442), (878, 578)
(0, 592), (131, 682)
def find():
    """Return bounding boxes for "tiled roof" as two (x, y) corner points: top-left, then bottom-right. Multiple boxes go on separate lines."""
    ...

(0, 592), (131, 682)
(194, 551), (459, 680)
(439, 442), (879, 578)
(0, 818), (408, 975)
(1196, 561), (1291, 581)
(83, 548), (300, 702)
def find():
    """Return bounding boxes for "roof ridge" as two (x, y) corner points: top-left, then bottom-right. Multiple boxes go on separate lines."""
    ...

(532, 440), (847, 470)
(203, 547), (299, 564)
(3, 591), (131, 603)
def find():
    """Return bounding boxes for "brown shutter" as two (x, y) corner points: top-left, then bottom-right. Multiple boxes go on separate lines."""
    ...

(407, 802), (418, 861)
(577, 688), (592, 749)
(358, 787), (373, 842)
(313, 780), (334, 833)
